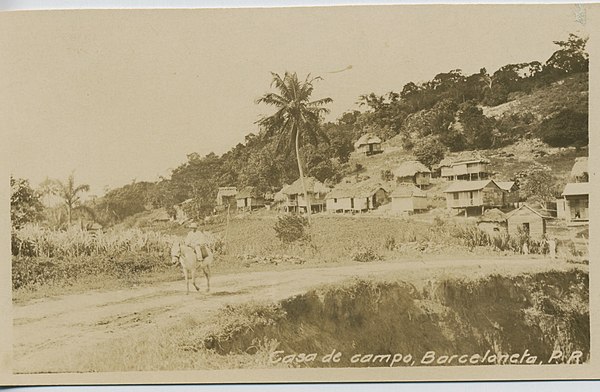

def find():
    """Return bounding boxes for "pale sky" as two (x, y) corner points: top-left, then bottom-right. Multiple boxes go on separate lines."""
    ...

(0, 4), (590, 195)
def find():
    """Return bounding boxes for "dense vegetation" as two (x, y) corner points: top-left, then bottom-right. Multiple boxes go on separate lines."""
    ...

(11, 34), (589, 228)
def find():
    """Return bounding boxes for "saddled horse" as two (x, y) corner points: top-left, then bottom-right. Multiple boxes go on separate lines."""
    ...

(170, 240), (212, 294)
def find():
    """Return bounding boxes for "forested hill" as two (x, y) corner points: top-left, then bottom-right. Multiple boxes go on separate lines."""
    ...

(90, 34), (589, 226)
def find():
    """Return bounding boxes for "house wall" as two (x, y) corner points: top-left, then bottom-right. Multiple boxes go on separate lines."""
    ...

(477, 221), (508, 236)
(565, 195), (589, 221)
(441, 166), (453, 178)
(446, 190), (483, 208)
(508, 210), (545, 239)
(413, 196), (428, 211)
(415, 172), (431, 186)
(327, 197), (353, 212)
(392, 197), (413, 212)
(556, 198), (567, 220)
(481, 183), (505, 207)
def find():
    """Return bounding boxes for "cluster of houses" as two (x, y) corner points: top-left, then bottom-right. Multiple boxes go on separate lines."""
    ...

(211, 153), (588, 231)
(172, 132), (589, 241)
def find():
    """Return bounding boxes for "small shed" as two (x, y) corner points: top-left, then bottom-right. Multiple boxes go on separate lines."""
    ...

(390, 184), (427, 213)
(326, 182), (389, 213)
(236, 186), (265, 211)
(216, 187), (237, 207)
(477, 208), (507, 235)
(506, 204), (549, 239)
(393, 161), (431, 187)
(354, 133), (383, 156)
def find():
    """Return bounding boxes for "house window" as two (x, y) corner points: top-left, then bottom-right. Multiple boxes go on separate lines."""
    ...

(334, 198), (337, 203)
(453, 193), (459, 200)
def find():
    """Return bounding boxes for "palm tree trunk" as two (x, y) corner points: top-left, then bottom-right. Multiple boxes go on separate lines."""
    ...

(295, 128), (311, 224)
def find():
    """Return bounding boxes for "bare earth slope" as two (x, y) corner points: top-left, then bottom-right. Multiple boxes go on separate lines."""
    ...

(13, 257), (581, 373)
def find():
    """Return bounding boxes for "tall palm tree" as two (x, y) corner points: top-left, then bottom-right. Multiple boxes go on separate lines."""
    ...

(53, 173), (90, 225)
(256, 72), (332, 222)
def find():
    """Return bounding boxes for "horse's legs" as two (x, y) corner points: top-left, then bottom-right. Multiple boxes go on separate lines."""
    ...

(192, 268), (200, 291)
(203, 265), (211, 293)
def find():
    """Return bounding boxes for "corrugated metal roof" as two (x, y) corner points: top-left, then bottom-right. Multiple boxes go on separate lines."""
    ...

(443, 179), (500, 193)
(506, 204), (551, 219)
(393, 160), (431, 178)
(496, 181), (516, 192)
(353, 133), (382, 149)
(326, 182), (387, 199)
(562, 182), (589, 196)
(439, 151), (490, 167)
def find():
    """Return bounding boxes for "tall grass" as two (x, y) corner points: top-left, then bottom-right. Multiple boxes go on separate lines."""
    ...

(12, 224), (177, 258)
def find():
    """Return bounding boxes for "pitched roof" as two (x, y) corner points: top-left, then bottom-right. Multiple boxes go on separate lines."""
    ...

(496, 181), (516, 192)
(283, 177), (330, 195)
(443, 179), (501, 193)
(236, 186), (262, 199)
(393, 160), (431, 178)
(439, 151), (490, 167)
(571, 157), (588, 178)
(477, 208), (506, 223)
(326, 182), (387, 199)
(354, 133), (382, 149)
(562, 182), (589, 196)
(390, 184), (427, 198)
(506, 204), (551, 219)
(217, 187), (237, 197)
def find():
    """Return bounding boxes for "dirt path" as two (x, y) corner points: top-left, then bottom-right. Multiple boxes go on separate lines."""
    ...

(12, 257), (578, 373)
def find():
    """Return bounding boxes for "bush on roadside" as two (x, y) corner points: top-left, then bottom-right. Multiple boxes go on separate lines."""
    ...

(351, 245), (382, 263)
(274, 214), (310, 244)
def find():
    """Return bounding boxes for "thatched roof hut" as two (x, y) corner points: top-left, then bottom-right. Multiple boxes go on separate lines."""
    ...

(571, 157), (588, 181)
(283, 177), (329, 196)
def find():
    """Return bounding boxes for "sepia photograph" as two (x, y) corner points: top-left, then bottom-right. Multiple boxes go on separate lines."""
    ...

(1, 2), (598, 385)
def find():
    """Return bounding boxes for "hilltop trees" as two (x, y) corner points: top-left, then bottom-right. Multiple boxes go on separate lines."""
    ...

(10, 176), (43, 229)
(257, 72), (332, 222)
(43, 174), (91, 225)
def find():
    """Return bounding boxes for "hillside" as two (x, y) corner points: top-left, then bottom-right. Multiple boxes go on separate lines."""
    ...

(481, 72), (588, 120)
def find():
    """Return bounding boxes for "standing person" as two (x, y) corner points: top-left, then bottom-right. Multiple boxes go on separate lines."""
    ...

(184, 222), (207, 262)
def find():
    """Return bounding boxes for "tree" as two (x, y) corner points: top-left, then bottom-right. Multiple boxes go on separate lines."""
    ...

(538, 109), (588, 147)
(10, 176), (43, 229)
(520, 168), (558, 210)
(545, 34), (589, 75)
(50, 173), (90, 225)
(412, 136), (446, 168)
(256, 72), (332, 222)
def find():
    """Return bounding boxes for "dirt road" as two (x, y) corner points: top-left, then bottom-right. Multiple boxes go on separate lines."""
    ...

(12, 257), (577, 373)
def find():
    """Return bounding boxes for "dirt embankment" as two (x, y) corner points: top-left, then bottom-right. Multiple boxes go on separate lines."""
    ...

(203, 269), (589, 367)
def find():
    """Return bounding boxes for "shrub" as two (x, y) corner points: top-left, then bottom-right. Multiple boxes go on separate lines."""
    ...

(273, 214), (309, 244)
(383, 235), (397, 251)
(351, 245), (382, 263)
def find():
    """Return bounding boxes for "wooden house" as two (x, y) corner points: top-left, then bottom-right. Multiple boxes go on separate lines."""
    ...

(236, 186), (265, 211)
(390, 184), (428, 214)
(443, 180), (505, 216)
(570, 157), (588, 183)
(496, 181), (519, 206)
(558, 182), (589, 223)
(354, 133), (383, 156)
(393, 161), (431, 188)
(477, 208), (507, 235)
(506, 204), (550, 239)
(216, 187), (237, 207)
(440, 153), (490, 181)
(282, 177), (329, 213)
(326, 182), (389, 213)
